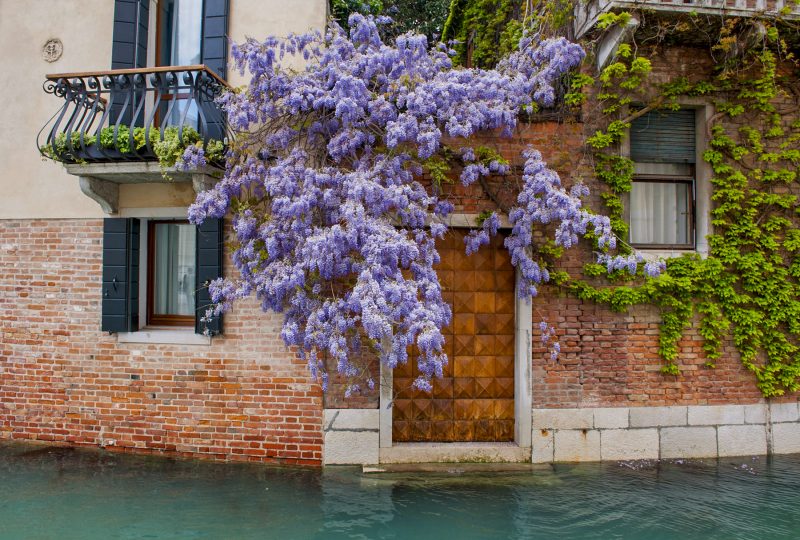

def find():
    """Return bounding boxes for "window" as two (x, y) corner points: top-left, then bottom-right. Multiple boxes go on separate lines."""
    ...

(627, 109), (697, 250)
(147, 221), (197, 326)
(111, 0), (229, 139)
(111, 0), (229, 78)
(157, 0), (204, 127)
(101, 217), (223, 337)
(629, 178), (694, 248)
(158, 0), (203, 67)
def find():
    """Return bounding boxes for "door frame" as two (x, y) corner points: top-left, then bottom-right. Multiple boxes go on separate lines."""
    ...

(379, 253), (533, 456)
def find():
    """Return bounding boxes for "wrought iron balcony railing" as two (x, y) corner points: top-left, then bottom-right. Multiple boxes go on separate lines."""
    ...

(575, 0), (800, 38)
(38, 65), (231, 165)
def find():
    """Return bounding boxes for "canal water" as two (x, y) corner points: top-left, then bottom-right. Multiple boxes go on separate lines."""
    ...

(1, 441), (798, 539)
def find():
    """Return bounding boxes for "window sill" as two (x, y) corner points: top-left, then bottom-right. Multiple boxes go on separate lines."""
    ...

(635, 247), (708, 260)
(117, 328), (212, 346)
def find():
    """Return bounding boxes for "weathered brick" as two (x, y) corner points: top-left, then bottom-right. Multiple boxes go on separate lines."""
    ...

(0, 219), (325, 466)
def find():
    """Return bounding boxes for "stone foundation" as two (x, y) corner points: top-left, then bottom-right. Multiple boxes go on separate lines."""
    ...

(321, 402), (800, 465)
(322, 409), (379, 465)
(532, 402), (800, 463)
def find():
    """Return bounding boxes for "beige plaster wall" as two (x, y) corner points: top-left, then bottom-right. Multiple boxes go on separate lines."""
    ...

(227, 0), (328, 86)
(0, 0), (114, 219)
(119, 182), (197, 210)
(0, 0), (327, 220)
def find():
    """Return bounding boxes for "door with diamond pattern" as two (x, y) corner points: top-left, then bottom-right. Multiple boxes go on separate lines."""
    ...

(392, 229), (516, 442)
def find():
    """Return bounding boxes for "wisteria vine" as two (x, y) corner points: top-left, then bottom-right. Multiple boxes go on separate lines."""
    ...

(184, 14), (659, 394)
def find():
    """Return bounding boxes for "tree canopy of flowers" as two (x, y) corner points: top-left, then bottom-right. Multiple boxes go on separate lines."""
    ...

(183, 14), (660, 395)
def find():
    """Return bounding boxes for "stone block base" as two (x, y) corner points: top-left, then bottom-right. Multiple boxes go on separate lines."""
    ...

(531, 402), (800, 463)
(323, 409), (380, 465)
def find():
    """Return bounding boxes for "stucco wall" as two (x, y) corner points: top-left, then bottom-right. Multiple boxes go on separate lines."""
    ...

(227, 0), (328, 86)
(0, 0), (328, 220)
(0, 0), (114, 219)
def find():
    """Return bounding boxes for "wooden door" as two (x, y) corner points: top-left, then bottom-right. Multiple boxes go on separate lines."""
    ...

(392, 230), (516, 442)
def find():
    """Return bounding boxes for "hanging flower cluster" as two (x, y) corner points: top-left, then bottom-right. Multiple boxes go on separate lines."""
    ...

(186, 14), (659, 394)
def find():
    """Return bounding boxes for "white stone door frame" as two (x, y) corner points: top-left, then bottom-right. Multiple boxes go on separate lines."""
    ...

(377, 266), (533, 463)
(323, 222), (534, 465)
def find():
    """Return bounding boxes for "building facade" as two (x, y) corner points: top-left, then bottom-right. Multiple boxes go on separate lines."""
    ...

(1, 0), (800, 466)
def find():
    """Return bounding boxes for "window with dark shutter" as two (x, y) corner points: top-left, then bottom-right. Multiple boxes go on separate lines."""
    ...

(101, 218), (140, 333)
(155, 0), (229, 137)
(101, 218), (223, 336)
(201, 0), (229, 79)
(147, 221), (197, 327)
(111, 0), (149, 127)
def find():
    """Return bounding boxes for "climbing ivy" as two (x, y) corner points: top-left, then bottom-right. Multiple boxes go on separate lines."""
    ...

(567, 12), (800, 395)
(444, 1), (800, 396)
(442, 0), (525, 68)
(443, 0), (577, 67)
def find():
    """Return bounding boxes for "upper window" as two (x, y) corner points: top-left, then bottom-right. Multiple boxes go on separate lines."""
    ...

(157, 0), (203, 127)
(627, 109), (697, 250)
(158, 0), (203, 67)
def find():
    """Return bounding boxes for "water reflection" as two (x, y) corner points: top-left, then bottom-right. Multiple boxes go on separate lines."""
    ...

(318, 469), (396, 538)
(1, 442), (800, 539)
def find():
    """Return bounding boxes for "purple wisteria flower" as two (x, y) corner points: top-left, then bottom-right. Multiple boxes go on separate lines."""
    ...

(184, 14), (661, 394)
(176, 143), (207, 171)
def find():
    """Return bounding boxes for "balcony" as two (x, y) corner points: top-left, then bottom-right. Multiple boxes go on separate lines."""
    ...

(575, 0), (800, 38)
(37, 65), (231, 214)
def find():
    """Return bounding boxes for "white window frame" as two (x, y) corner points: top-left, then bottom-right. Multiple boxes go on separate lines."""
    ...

(622, 103), (713, 259)
(116, 206), (211, 345)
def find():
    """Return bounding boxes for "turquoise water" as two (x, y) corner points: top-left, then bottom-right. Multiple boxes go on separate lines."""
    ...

(1, 442), (799, 539)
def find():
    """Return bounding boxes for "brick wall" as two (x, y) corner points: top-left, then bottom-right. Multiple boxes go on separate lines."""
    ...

(323, 111), (781, 412)
(527, 45), (798, 409)
(4, 50), (797, 460)
(0, 219), (323, 465)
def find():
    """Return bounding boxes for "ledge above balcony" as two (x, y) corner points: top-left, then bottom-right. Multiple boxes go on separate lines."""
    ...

(63, 161), (221, 215)
(575, 0), (800, 38)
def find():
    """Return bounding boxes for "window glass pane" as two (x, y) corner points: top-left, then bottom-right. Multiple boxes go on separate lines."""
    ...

(165, 100), (199, 128)
(160, 0), (202, 127)
(153, 223), (196, 316)
(629, 182), (692, 246)
(163, 0), (202, 66)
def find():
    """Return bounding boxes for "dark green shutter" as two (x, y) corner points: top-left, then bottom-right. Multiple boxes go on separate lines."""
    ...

(195, 218), (224, 335)
(630, 109), (696, 164)
(201, 0), (229, 141)
(111, 0), (148, 126)
(112, 0), (148, 69)
(201, 0), (229, 78)
(102, 218), (140, 333)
